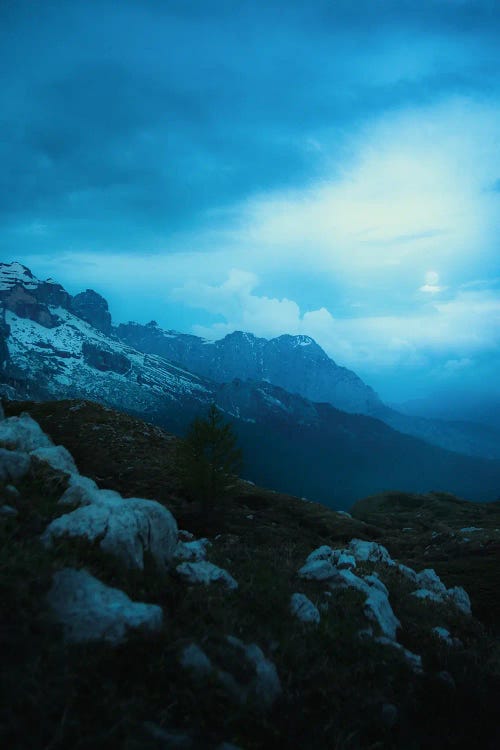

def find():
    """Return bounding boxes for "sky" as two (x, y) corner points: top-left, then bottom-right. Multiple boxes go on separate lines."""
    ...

(1, 0), (500, 405)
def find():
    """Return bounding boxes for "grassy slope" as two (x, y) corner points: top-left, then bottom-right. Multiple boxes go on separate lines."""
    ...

(2, 399), (500, 749)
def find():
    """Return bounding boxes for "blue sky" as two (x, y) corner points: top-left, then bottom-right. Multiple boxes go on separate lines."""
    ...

(1, 0), (500, 403)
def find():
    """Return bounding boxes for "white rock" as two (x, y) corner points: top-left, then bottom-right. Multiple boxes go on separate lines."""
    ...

(375, 637), (423, 673)
(290, 593), (321, 624)
(180, 643), (212, 677)
(416, 569), (447, 595)
(226, 636), (282, 711)
(0, 448), (31, 481)
(447, 586), (472, 615)
(364, 574), (389, 596)
(42, 493), (178, 570)
(0, 504), (18, 517)
(336, 510), (352, 518)
(298, 559), (337, 581)
(176, 561), (238, 590)
(0, 414), (53, 452)
(397, 563), (418, 583)
(433, 626), (454, 646)
(337, 552), (357, 569)
(178, 529), (195, 541)
(348, 539), (395, 566)
(31, 445), (78, 475)
(47, 568), (163, 644)
(175, 538), (212, 562)
(364, 588), (401, 640)
(305, 545), (340, 564)
(411, 589), (443, 604)
(330, 568), (371, 595)
(58, 475), (100, 506)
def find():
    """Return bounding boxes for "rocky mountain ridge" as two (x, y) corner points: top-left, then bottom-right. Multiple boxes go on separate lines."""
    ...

(117, 320), (500, 460)
(1, 262), (500, 508)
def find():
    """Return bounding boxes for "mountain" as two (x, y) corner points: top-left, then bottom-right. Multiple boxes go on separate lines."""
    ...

(116, 322), (382, 414)
(116, 320), (500, 460)
(1, 261), (500, 508)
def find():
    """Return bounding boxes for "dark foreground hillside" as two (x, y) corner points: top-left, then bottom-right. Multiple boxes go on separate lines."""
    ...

(1, 399), (500, 749)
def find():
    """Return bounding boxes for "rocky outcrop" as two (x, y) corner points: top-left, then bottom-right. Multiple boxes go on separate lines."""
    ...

(71, 289), (112, 335)
(1, 285), (59, 328)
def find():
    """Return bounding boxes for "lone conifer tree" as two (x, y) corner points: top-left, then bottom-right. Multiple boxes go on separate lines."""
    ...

(178, 403), (242, 516)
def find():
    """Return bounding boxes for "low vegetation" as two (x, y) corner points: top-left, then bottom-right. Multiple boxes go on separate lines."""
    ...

(1, 399), (500, 749)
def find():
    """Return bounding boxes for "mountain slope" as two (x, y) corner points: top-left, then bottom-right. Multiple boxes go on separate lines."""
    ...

(117, 321), (500, 460)
(117, 322), (382, 414)
(1, 261), (500, 508)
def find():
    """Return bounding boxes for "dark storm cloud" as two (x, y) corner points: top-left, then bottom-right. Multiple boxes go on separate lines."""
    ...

(1, 0), (499, 255)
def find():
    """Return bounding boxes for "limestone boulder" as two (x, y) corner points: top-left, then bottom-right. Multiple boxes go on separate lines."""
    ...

(47, 568), (163, 644)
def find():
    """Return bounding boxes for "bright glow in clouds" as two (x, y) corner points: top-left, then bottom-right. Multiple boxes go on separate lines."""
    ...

(420, 271), (445, 293)
(22, 97), (500, 401)
(228, 98), (500, 282)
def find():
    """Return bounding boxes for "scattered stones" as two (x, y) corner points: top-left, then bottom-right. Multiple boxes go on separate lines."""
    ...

(176, 561), (238, 590)
(290, 593), (321, 624)
(47, 568), (163, 644)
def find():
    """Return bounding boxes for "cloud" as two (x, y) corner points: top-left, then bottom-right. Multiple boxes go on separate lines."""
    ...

(173, 269), (316, 340)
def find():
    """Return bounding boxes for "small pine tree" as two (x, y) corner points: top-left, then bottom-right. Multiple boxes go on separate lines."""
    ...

(178, 403), (243, 517)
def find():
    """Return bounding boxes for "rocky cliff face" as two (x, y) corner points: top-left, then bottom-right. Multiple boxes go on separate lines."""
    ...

(116, 324), (382, 415)
(71, 289), (112, 335)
